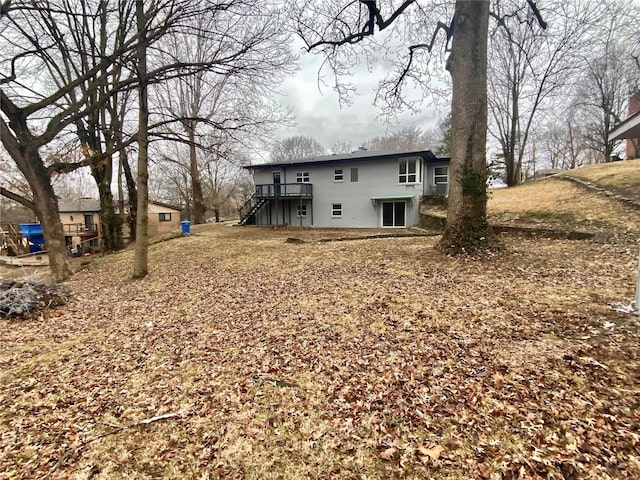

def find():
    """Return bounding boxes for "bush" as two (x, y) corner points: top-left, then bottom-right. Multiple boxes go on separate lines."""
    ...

(0, 280), (69, 318)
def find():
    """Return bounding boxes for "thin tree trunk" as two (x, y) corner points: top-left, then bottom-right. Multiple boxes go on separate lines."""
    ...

(121, 152), (138, 241)
(133, 0), (149, 279)
(438, 0), (496, 254)
(118, 148), (125, 216)
(187, 122), (206, 224)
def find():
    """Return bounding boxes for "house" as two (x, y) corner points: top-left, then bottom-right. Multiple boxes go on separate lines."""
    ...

(121, 200), (183, 242)
(146, 201), (182, 237)
(610, 93), (640, 159)
(240, 149), (450, 228)
(58, 198), (101, 254)
(59, 199), (182, 252)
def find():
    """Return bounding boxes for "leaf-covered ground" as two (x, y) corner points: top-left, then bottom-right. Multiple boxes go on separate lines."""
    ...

(1, 223), (639, 479)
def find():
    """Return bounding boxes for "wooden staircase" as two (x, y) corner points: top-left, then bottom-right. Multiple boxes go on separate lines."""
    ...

(0, 224), (29, 256)
(238, 195), (267, 225)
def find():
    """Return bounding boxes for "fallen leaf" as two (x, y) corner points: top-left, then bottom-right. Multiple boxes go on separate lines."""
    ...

(380, 447), (397, 460)
(418, 444), (444, 460)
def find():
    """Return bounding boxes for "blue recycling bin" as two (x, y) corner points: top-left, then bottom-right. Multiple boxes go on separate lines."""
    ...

(180, 220), (191, 235)
(20, 223), (45, 252)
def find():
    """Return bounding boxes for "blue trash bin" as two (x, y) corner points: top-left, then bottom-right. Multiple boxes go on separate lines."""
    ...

(20, 223), (45, 252)
(180, 220), (191, 235)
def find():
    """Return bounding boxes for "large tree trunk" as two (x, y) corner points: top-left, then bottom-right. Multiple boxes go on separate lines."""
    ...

(438, 0), (496, 254)
(133, 0), (149, 279)
(16, 152), (71, 282)
(97, 183), (123, 252)
(91, 158), (123, 252)
(1, 119), (72, 283)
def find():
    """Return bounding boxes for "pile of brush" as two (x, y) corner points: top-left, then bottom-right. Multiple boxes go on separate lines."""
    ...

(0, 280), (68, 317)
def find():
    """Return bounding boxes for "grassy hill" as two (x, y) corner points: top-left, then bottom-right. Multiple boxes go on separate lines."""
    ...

(489, 159), (640, 240)
(1, 166), (640, 479)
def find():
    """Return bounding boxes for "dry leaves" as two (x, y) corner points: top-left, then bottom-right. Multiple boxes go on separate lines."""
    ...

(1, 223), (639, 479)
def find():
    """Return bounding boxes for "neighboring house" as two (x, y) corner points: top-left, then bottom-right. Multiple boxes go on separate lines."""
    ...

(58, 198), (101, 254)
(59, 199), (182, 252)
(241, 149), (450, 228)
(610, 93), (640, 159)
(146, 201), (182, 237)
(121, 200), (183, 242)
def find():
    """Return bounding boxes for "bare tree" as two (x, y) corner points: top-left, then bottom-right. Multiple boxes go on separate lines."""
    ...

(2, 0), (297, 280)
(488, 0), (595, 186)
(152, 9), (295, 225)
(294, 0), (546, 253)
(364, 125), (436, 152)
(330, 140), (354, 154)
(0, 0), (181, 281)
(270, 135), (326, 162)
(133, 0), (150, 279)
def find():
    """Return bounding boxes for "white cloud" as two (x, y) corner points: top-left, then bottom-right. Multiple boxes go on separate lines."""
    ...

(274, 43), (443, 152)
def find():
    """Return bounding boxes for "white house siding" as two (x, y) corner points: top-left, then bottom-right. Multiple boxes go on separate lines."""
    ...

(424, 162), (450, 196)
(252, 155), (430, 228)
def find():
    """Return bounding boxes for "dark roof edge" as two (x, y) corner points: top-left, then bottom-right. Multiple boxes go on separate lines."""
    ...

(150, 200), (184, 211)
(244, 150), (449, 169)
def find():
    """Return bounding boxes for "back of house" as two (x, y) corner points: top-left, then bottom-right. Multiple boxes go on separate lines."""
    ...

(241, 149), (450, 228)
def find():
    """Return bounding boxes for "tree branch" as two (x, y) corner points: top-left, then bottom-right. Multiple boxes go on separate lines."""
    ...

(0, 0), (11, 19)
(0, 186), (34, 211)
(526, 0), (547, 30)
(306, 0), (417, 50)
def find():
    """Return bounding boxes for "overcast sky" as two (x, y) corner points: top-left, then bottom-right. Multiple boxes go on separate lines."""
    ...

(271, 42), (446, 157)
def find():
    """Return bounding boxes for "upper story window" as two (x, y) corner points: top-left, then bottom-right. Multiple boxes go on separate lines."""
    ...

(399, 158), (420, 184)
(334, 169), (344, 182)
(159, 213), (172, 222)
(296, 171), (310, 183)
(350, 167), (358, 182)
(434, 166), (449, 184)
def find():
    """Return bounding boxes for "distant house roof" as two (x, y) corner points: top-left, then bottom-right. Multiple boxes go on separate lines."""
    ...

(58, 198), (100, 213)
(150, 200), (183, 211)
(244, 149), (448, 170)
(609, 110), (640, 141)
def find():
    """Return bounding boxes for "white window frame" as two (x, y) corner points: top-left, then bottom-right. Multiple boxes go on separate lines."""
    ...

(334, 169), (344, 182)
(296, 171), (310, 183)
(331, 203), (343, 218)
(297, 204), (307, 217)
(398, 158), (421, 184)
(434, 166), (449, 185)
(350, 167), (358, 182)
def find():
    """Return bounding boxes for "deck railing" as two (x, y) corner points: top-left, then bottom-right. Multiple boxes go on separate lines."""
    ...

(255, 183), (313, 198)
(62, 223), (98, 235)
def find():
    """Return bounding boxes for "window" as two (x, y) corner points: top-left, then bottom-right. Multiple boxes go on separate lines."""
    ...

(399, 158), (420, 183)
(350, 167), (358, 182)
(296, 171), (310, 183)
(297, 204), (307, 217)
(331, 203), (342, 218)
(159, 213), (172, 222)
(434, 166), (449, 184)
(334, 169), (344, 182)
